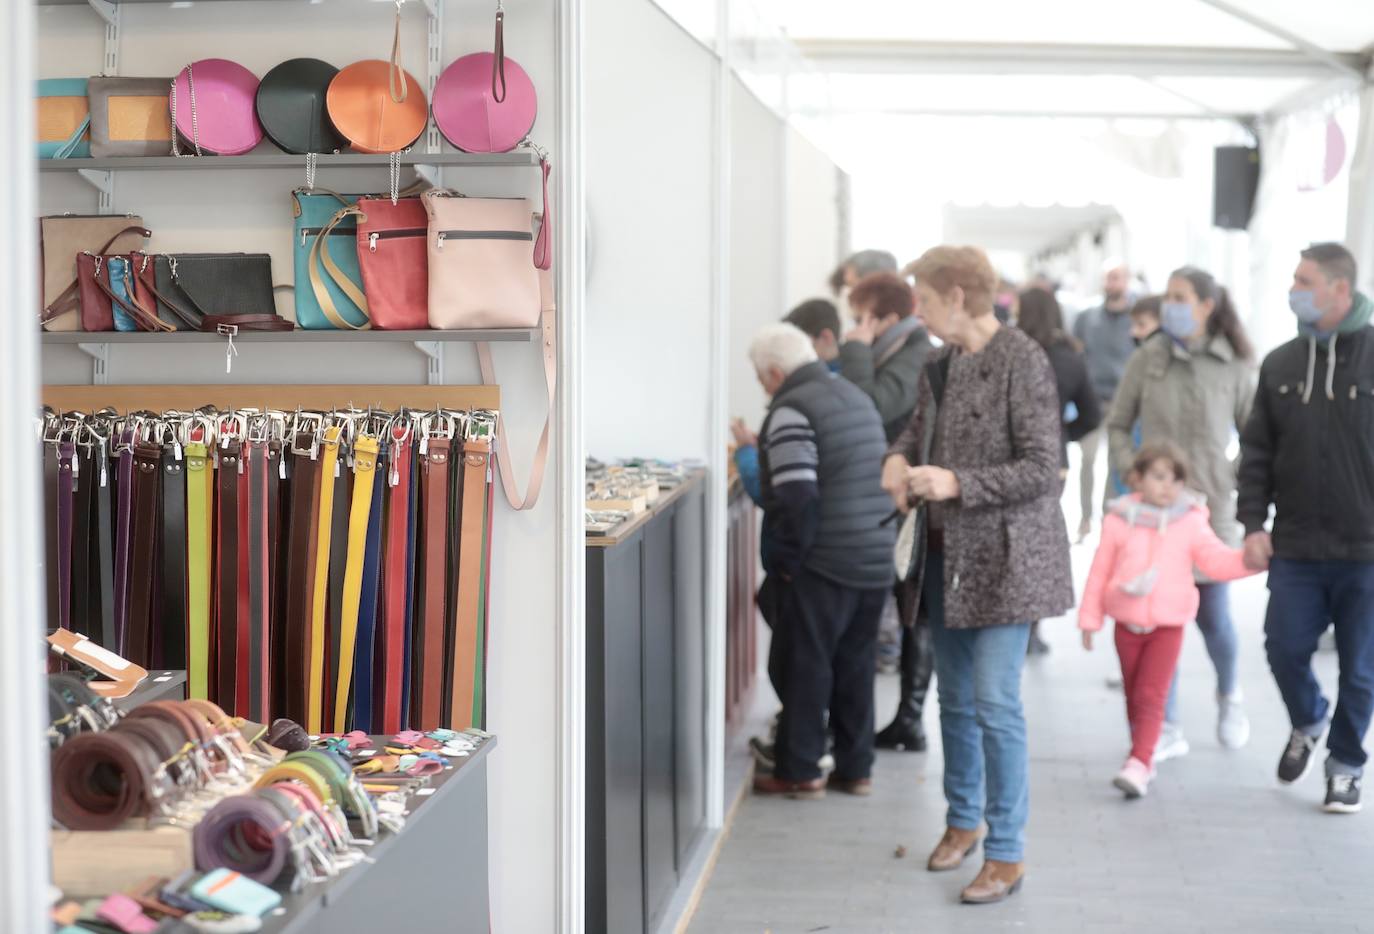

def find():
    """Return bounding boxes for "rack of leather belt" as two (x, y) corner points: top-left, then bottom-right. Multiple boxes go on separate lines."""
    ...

(40, 384), (499, 735)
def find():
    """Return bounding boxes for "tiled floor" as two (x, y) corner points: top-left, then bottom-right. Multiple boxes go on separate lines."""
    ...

(689, 549), (1374, 934)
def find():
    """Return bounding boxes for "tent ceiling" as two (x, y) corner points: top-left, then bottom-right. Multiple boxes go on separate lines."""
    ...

(941, 204), (1121, 255)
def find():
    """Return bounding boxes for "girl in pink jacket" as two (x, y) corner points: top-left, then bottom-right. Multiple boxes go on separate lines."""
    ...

(1080, 442), (1257, 798)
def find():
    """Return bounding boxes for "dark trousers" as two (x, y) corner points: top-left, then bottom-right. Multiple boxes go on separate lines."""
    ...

(768, 568), (887, 782)
(1265, 558), (1374, 771)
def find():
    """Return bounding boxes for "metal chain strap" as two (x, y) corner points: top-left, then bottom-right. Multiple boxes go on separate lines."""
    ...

(170, 62), (203, 158)
(389, 151), (401, 205)
(306, 152), (318, 191)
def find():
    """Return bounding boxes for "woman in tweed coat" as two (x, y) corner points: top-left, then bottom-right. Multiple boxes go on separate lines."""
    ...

(882, 245), (1074, 905)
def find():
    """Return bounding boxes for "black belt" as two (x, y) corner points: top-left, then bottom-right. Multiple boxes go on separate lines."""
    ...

(158, 445), (188, 669)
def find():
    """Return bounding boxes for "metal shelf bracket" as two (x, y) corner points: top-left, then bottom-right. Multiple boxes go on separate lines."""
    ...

(89, 0), (120, 75)
(413, 341), (443, 385)
(424, 0), (443, 153)
(76, 168), (116, 213)
(75, 342), (111, 384)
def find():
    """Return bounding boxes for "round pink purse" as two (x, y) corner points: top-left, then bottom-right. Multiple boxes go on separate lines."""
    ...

(432, 52), (535, 153)
(170, 59), (264, 156)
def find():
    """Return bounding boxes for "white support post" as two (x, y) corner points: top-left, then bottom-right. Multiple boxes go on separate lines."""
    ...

(77, 168), (115, 214)
(88, 0), (119, 75)
(424, 0), (443, 154)
(413, 340), (442, 384)
(76, 342), (111, 384)
(554, 0), (586, 931)
(0, 0), (52, 928)
(703, 0), (732, 832)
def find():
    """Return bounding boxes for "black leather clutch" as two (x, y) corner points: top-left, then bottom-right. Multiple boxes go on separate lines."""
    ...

(256, 58), (343, 155)
(151, 253), (291, 332)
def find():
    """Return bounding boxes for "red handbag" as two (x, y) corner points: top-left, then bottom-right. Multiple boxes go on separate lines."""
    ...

(355, 196), (429, 330)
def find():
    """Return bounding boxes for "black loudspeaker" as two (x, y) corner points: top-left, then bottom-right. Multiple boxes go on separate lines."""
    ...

(1214, 145), (1261, 230)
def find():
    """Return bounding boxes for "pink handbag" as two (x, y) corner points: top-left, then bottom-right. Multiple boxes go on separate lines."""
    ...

(170, 59), (264, 156)
(422, 189), (540, 330)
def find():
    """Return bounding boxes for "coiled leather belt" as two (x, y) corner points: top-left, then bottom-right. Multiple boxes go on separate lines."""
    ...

(51, 730), (162, 830)
(194, 793), (295, 885)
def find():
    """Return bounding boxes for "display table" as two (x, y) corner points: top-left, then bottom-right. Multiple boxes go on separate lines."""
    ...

(586, 472), (707, 934)
(156, 736), (495, 934)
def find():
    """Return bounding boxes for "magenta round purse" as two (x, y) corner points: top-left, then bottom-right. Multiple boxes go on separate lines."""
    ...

(432, 52), (536, 153)
(170, 59), (264, 156)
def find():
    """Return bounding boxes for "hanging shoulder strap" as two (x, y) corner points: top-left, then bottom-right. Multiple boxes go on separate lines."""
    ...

(308, 206), (371, 331)
(476, 299), (554, 511)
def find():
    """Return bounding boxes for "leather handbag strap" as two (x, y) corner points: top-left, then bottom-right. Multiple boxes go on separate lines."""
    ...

(332, 437), (379, 731)
(476, 305), (555, 511)
(113, 435), (135, 654)
(351, 448), (388, 731)
(416, 437), (449, 728)
(534, 160), (552, 271)
(389, 2), (409, 103)
(308, 207), (372, 331)
(93, 440), (116, 650)
(449, 437), (490, 728)
(245, 440), (271, 722)
(492, 7), (507, 102)
(52, 114), (92, 160)
(378, 425), (414, 734)
(284, 433), (323, 724)
(41, 225), (150, 325)
(306, 427), (343, 733)
(158, 445), (188, 670)
(186, 441), (212, 700)
(56, 443), (76, 632)
(215, 440), (242, 710)
(124, 443), (162, 667)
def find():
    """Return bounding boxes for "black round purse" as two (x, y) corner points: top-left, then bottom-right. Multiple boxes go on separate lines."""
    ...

(255, 57), (344, 154)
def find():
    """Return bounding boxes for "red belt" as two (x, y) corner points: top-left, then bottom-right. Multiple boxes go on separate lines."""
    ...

(377, 422), (414, 734)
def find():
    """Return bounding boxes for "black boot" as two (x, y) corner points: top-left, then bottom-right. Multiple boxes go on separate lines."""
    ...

(876, 622), (933, 751)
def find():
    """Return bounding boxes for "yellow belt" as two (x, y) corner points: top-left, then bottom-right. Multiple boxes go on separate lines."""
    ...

(332, 436), (379, 732)
(307, 427), (342, 733)
(185, 442), (212, 700)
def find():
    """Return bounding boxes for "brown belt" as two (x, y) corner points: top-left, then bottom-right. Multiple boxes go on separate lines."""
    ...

(415, 437), (450, 728)
(125, 443), (162, 667)
(245, 440), (271, 722)
(378, 424), (414, 734)
(282, 431), (323, 723)
(50, 731), (161, 830)
(449, 437), (490, 729)
(44, 443), (61, 634)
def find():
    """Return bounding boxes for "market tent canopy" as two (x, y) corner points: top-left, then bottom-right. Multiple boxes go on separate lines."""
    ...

(941, 204), (1121, 256)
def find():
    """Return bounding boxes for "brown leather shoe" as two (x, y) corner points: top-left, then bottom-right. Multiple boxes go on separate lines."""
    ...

(960, 860), (1025, 904)
(927, 826), (983, 872)
(753, 773), (825, 800)
(826, 776), (872, 796)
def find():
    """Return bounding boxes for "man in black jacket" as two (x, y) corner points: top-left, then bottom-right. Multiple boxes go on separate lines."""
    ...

(1238, 242), (1374, 814)
(748, 323), (896, 799)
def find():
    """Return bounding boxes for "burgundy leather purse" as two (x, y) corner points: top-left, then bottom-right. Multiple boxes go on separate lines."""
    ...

(355, 196), (429, 330)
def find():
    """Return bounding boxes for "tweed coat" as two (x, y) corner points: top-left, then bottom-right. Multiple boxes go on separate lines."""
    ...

(889, 326), (1075, 629)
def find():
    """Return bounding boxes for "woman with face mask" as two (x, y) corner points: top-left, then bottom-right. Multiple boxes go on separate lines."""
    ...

(1106, 265), (1257, 763)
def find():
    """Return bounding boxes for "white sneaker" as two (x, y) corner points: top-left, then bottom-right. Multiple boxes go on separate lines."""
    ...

(1217, 693), (1251, 749)
(1155, 723), (1190, 763)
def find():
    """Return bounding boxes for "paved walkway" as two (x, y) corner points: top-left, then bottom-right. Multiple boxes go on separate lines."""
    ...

(689, 544), (1373, 934)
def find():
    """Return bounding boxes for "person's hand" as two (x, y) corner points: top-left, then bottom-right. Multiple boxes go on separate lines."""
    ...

(730, 418), (758, 450)
(882, 455), (913, 512)
(1081, 630), (1094, 651)
(847, 312), (878, 347)
(1244, 531), (1273, 571)
(908, 466), (960, 502)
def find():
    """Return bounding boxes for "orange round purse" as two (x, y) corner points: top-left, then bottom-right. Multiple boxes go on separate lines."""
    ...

(327, 59), (428, 154)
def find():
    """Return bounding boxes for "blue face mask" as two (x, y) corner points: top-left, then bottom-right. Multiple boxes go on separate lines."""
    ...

(1160, 301), (1196, 340)
(1289, 289), (1325, 325)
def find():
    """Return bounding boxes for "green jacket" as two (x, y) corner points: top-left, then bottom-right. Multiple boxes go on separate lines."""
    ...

(1107, 331), (1256, 545)
(837, 323), (932, 444)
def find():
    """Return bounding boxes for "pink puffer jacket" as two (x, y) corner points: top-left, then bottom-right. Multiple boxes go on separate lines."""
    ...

(1079, 493), (1257, 632)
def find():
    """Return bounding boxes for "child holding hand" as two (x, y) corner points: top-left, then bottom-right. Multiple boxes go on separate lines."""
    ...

(1080, 442), (1259, 798)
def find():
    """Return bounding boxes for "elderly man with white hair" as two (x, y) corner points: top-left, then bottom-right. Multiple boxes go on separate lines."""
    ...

(747, 323), (896, 799)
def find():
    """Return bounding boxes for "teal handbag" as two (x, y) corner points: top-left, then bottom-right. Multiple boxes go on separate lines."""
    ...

(292, 189), (370, 330)
(37, 78), (91, 159)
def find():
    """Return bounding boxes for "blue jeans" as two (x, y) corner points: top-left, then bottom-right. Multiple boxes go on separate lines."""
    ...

(1164, 582), (1238, 724)
(926, 551), (1031, 863)
(1264, 558), (1374, 774)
